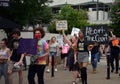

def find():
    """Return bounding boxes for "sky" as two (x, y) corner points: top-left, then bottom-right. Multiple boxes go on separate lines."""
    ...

(49, 0), (115, 6)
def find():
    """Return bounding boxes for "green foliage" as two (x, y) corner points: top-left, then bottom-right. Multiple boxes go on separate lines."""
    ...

(110, 1), (120, 37)
(0, 0), (53, 26)
(49, 5), (89, 34)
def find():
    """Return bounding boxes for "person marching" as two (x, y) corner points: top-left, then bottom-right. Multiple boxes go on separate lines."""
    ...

(109, 31), (120, 74)
(91, 42), (100, 74)
(28, 27), (49, 84)
(62, 30), (80, 84)
(0, 38), (11, 84)
(61, 40), (69, 70)
(46, 37), (59, 73)
(75, 31), (91, 84)
(8, 29), (25, 84)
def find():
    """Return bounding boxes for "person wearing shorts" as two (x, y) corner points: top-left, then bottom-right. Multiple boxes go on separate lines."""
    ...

(8, 29), (25, 84)
(46, 37), (59, 73)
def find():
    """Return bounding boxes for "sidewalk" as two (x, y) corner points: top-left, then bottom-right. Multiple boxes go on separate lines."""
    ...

(0, 58), (120, 84)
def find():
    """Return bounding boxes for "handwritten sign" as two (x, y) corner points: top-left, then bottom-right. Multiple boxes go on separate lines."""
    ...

(84, 25), (108, 44)
(56, 20), (68, 30)
(57, 35), (63, 47)
(0, 0), (9, 7)
(71, 27), (80, 37)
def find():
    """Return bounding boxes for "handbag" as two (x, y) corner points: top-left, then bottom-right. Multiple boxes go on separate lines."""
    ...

(30, 55), (39, 65)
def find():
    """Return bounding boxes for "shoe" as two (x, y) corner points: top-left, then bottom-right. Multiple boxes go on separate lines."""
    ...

(111, 69), (114, 73)
(115, 71), (118, 74)
(93, 70), (96, 74)
(55, 68), (58, 72)
(46, 69), (50, 73)
(77, 74), (81, 78)
(72, 81), (76, 84)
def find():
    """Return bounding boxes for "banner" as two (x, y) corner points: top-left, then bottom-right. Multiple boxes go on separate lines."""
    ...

(84, 25), (108, 44)
(17, 39), (38, 55)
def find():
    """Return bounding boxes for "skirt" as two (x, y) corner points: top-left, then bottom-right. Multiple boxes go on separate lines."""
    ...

(77, 52), (89, 63)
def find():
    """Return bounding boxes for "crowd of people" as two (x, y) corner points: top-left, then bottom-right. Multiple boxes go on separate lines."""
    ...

(0, 27), (120, 84)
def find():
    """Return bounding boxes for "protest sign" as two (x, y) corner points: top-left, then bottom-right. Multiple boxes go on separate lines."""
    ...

(57, 35), (63, 48)
(56, 20), (68, 30)
(0, 0), (9, 7)
(17, 38), (38, 55)
(84, 25), (108, 44)
(71, 27), (80, 37)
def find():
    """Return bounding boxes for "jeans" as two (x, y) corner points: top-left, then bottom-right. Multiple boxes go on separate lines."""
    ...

(28, 64), (46, 84)
(0, 62), (8, 84)
(97, 52), (101, 62)
(91, 52), (99, 69)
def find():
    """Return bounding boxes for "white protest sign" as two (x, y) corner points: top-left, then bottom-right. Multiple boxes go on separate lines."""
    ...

(56, 20), (68, 30)
(57, 35), (63, 47)
(71, 27), (80, 37)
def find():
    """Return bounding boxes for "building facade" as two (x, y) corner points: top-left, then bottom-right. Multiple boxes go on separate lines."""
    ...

(49, 0), (115, 24)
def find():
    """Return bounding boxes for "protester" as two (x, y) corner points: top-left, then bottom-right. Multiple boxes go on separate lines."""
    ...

(28, 27), (49, 84)
(91, 42), (100, 74)
(0, 38), (11, 84)
(61, 40), (69, 70)
(109, 31), (120, 74)
(75, 31), (91, 84)
(62, 30), (80, 84)
(46, 37), (59, 73)
(8, 29), (25, 84)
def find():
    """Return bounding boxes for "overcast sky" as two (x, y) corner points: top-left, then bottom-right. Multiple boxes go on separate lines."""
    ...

(49, 0), (114, 6)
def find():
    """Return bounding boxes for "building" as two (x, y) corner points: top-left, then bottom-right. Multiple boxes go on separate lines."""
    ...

(48, 0), (115, 24)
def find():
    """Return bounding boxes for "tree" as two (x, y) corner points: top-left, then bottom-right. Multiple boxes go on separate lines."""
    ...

(49, 5), (89, 34)
(110, 0), (120, 37)
(0, 0), (53, 26)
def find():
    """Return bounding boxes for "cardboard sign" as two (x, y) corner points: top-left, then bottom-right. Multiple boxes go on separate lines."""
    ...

(17, 39), (38, 55)
(71, 27), (80, 37)
(0, 0), (9, 7)
(57, 35), (63, 47)
(84, 25), (108, 44)
(56, 20), (68, 30)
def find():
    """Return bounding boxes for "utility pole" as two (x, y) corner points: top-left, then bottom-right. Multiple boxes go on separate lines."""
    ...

(96, 0), (99, 20)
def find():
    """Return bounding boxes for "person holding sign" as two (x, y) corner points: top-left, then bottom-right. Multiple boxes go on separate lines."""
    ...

(75, 31), (92, 84)
(62, 30), (80, 84)
(28, 27), (49, 84)
(109, 31), (120, 74)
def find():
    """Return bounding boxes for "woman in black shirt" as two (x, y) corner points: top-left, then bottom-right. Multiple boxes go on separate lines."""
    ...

(75, 31), (91, 84)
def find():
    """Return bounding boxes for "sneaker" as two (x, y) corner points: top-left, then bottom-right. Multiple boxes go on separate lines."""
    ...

(46, 69), (50, 73)
(55, 68), (58, 72)
(111, 69), (114, 73)
(115, 71), (118, 74)
(72, 81), (76, 84)
(93, 70), (96, 74)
